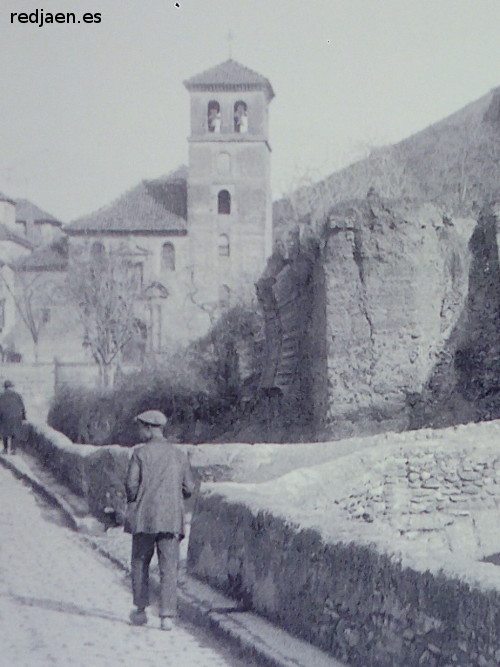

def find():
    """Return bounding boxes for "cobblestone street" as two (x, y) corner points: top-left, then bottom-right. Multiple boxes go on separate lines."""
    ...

(0, 463), (253, 667)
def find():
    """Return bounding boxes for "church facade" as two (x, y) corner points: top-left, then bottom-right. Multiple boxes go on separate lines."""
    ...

(1, 60), (275, 364)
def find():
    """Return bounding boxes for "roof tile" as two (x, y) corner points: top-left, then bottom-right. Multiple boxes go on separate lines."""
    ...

(184, 59), (274, 100)
(65, 169), (188, 234)
(15, 199), (61, 226)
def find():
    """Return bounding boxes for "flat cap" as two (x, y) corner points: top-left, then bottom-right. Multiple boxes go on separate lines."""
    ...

(134, 410), (167, 427)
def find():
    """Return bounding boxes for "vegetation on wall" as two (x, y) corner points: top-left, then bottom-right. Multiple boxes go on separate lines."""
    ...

(274, 87), (500, 243)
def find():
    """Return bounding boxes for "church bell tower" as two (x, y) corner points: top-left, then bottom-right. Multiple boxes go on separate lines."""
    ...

(184, 59), (274, 308)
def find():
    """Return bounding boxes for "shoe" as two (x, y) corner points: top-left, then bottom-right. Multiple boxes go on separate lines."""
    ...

(130, 608), (147, 626)
(160, 617), (173, 631)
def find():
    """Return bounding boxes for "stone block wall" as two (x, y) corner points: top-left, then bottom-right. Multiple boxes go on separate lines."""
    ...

(336, 441), (500, 551)
(188, 492), (500, 667)
(188, 422), (500, 666)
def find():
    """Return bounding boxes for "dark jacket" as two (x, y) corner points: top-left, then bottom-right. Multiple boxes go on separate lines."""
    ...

(0, 389), (26, 438)
(124, 438), (195, 537)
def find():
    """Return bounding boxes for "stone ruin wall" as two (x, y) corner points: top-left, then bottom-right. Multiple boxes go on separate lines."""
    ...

(260, 196), (480, 438)
(415, 202), (500, 428)
(321, 198), (474, 437)
(256, 236), (320, 431)
(337, 432), (500, 555)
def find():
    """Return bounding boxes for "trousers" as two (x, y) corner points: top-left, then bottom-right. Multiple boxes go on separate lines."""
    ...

(131, 532), (180, 618)
(3, 436), (15, 454)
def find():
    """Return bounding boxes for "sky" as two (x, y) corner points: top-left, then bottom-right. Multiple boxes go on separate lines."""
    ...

(1, 0), (500, 222)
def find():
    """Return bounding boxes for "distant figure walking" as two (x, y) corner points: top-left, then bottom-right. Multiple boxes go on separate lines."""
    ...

(0, 380), (26, 455)
(124, 410), (195, 631)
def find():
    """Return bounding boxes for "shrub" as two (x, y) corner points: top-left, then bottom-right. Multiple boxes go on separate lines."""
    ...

(48, 304), (264, 445)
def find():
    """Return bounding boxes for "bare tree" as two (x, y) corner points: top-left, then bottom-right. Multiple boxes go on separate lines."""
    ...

(66, 255), (143, 388)
(0, 266), (54, 362)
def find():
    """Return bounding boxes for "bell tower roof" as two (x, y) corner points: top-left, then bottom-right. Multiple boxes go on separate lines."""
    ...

(184, 59), (275, 102)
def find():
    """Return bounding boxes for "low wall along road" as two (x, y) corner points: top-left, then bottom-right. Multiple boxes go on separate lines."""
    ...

(18, 419), (500, 667)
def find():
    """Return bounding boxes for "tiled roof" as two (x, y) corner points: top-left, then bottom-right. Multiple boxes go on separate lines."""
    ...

(184, 59), (275, 100)
(16, 238), (68, 271)
(15, 199), (62, 226)
(65, 169), (188, 235)
(0, 223), (33, 249)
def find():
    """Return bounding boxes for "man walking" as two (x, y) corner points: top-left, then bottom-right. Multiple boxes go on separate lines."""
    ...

(124, 410), (196, 631)
(0, 380), (26, 455)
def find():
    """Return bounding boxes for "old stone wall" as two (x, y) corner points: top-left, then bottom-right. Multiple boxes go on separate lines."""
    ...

(335, 432), (500, 555)
(415, 202), (500, 428)
(20, 420), (375, 521)
(321, 198), (474, 437)
(188, 494), (500, 667)
(18, 417), (500, 664)
(259, 196), (477, 439)
(187, 421), (500, 666)
(256, 235), (320, 431)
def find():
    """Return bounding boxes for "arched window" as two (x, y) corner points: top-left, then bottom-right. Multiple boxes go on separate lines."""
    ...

(218, 190), (231, 215)
(161, 242), (175, 271)
(219, 284), (231, 308)
(207, 100), (221, 133)
(218, 234), (230, 257)
(234, 100), (248, 133)
(90, 241), (105, 263)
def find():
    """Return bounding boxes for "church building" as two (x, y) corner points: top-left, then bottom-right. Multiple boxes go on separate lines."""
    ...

(1, 60), (275, 363)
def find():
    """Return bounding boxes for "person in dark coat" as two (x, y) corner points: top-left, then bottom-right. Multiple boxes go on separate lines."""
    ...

(0, 380), (26, 455)
(124, 410), (196, 630)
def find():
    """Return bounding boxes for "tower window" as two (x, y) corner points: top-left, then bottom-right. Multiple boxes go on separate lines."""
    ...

(218, 234), (230, 257)
(234, 101), (248, 133)
(208, 100), (221, 133)
(219, 284), (231, 308)
(218, 190), (231, 215)
(161, 242), (176, 271)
